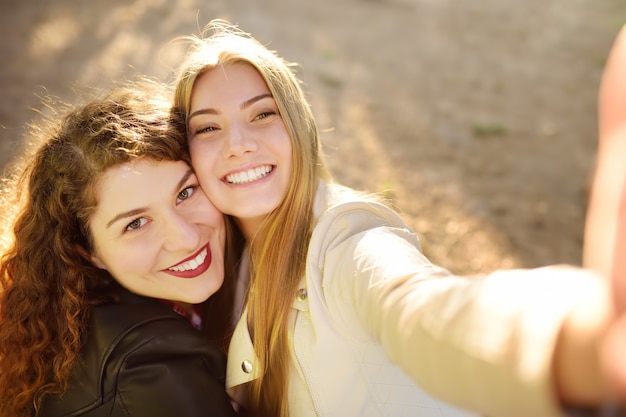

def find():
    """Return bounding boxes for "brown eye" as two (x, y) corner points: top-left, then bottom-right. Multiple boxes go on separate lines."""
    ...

(176, 186), (197, 204)
(255, 111), (275, 120)
(126, 218), (148, 232)
(194, 125), (217, 135)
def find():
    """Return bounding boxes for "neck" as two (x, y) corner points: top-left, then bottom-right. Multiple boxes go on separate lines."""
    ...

(173, 301), (194, 315)
(237, 215), (265, 241)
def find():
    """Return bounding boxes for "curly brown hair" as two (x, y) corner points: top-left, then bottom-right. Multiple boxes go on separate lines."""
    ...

(0, 78), (190, 417)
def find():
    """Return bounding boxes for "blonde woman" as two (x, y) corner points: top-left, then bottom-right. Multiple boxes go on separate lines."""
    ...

(174, 20), (618, 417)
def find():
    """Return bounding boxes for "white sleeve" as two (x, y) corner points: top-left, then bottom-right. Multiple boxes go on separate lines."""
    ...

(322, 225), (599, 417)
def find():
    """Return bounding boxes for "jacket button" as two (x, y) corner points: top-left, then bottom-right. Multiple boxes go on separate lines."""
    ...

(242, 360), (253, 374)
(296, 288), (307, 301)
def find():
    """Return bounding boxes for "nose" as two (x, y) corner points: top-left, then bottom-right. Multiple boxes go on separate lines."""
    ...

(162, 211), (200, 253)
(222, 123), (258, 158)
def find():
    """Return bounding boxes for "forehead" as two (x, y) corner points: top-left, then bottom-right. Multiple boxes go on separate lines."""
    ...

(91, 159), (189, 220)
(191, 63), (270, 105)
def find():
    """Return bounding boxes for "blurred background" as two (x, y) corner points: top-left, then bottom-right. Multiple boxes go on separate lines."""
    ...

(0, 0), (624, 274)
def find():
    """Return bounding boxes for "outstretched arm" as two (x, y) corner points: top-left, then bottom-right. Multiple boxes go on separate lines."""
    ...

(583, 24), (626, 398)
(584, 24), (626, 300)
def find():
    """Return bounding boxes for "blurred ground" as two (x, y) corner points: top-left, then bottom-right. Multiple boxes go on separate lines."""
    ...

(0, 0), (624, 274)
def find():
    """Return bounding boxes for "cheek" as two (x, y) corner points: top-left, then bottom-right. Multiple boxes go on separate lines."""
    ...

(280, 137), (294, 175)
(204, 186), (230, 215)
(200, 201), (225, 230)
(103, 244), (153, 279)
(191, 145), (219, 178)
(217, 217), (226, 246)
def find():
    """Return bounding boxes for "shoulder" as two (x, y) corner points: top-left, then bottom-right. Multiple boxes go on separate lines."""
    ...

(89, 298), (202, 353)
(40, 299), (231, 417)
(315, 181), (408, 227)
(309, 181), (418, 265)
(97, 300), (226, 370)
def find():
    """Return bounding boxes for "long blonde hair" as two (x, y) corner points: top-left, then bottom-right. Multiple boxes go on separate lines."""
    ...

(174, 20), (331, 416)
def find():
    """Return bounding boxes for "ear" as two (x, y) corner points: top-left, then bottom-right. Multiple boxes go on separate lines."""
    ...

(90, 254), (107, 270)
(75, 244), (107, 270)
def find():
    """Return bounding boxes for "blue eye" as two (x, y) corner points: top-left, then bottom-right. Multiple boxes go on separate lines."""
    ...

(126, 217), (148, 232)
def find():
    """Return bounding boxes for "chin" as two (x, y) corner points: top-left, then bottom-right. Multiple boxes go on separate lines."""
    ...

(192, 277), (225, 303)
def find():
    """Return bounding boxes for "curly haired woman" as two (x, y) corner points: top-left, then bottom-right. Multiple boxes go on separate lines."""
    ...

(0, 79), (238, 417)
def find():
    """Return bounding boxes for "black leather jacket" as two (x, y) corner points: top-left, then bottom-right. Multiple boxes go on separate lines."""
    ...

(39, 292), (237, 417)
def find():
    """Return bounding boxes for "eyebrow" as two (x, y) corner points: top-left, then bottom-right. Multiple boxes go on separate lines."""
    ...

(188, 93), (274, 122)
(105, 168), (195, 229)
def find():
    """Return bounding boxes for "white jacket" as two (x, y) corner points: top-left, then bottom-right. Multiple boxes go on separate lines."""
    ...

(227, 181), (598, 416)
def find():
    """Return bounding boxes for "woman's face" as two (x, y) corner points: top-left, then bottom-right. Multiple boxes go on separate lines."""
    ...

(88, 159), (225, 304)
(187, 63), (292, 239)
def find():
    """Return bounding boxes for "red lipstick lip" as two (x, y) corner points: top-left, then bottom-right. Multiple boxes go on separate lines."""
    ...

(162, 244), (212, 279)
(170, 245), (207, 268)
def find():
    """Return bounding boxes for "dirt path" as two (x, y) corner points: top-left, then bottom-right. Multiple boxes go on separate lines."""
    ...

(1, 0), (624, 274)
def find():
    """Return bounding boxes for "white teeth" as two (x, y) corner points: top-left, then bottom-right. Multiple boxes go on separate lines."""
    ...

(225, 165), (272, 184)
(169, 248), (207, 272)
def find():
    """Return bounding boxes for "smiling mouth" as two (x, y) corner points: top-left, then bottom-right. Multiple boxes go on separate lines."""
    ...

(224, 165), (273, 184)
(168, 247), (208, 272)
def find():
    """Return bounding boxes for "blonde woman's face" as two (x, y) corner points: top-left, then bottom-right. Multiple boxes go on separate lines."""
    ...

(88, 159), (226, 304)
(187, 63), (292, 239)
